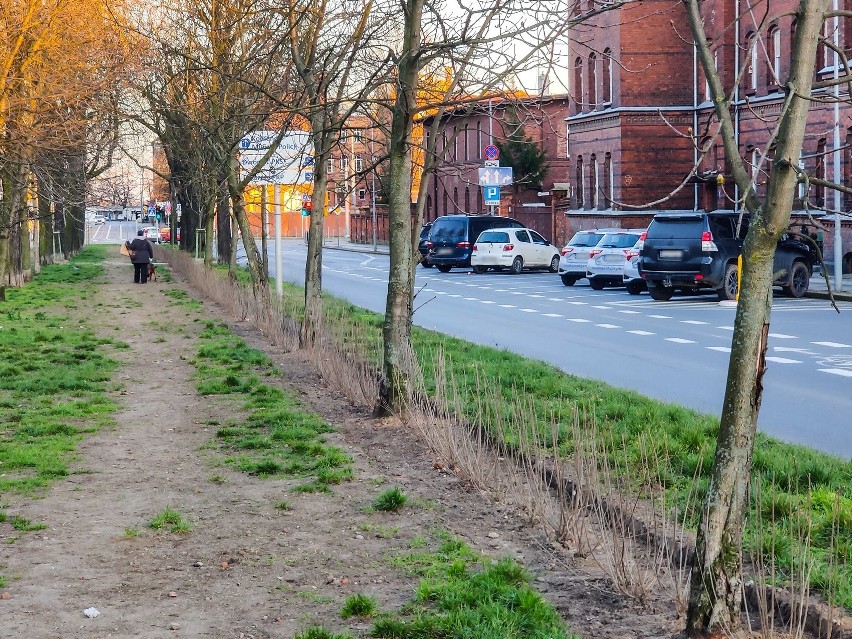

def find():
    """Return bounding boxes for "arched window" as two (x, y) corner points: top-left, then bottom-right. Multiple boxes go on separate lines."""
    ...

(443, 189), (448, 215)
(464, 124), (469, 161)
(746, 32), (758, 91)
(602, 49), (613, 104)
(355, 154), (363, 173)
(588, 53), (598, 107)
(589, 154), (599, 209)
(464, 187), (470, 212)
(452, 127), (457, 162)
(574, 57), (584, 110)
(816, 138), (827, 207)
(603, 152), (612, 207)
(477, 189), (483, 212)
(768, 27), (781, 85)
(426, 194), (432, 220)
(576, 156), (585, 208)
(453, 187), (458, 212)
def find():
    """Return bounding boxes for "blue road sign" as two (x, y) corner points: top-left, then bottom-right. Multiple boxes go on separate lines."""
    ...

(483, 144), (499, 160)
(478, 166), (513, 186)
(484, 185), (501, 206)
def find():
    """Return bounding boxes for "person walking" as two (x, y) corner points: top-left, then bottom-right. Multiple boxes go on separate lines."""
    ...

(125, 230), (154, 284)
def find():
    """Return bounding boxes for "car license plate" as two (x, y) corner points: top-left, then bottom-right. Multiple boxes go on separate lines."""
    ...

(659, 249), (683, 259)
(435, 247), (452, 255)
(604, 254), (623, 263)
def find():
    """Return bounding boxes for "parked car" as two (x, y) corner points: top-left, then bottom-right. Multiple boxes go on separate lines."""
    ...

(585, 229), (646, 290)
(557, 229), (611, 286)
(418, 222), (433, 267)
(426, 214), (525, 272)
(92, 214), (105, 225)
(142, 226), (161, 243)
(471, 228), (560, 274)
(159, 227), (180, 243)
(622, 255), (646, 295)
(638, 211), (814, 301)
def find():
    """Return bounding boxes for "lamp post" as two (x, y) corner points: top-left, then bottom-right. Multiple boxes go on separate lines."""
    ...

(832, 0), (844, 291)
(370, 126), (377, 252)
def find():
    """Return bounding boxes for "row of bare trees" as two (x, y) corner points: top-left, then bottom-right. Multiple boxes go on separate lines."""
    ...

(2, 0), (846, 636)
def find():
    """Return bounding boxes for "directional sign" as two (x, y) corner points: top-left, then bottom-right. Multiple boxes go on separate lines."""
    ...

(483, 144), (499, 160)
(484, 185), (501, 206)
(478, 166), (513, 186)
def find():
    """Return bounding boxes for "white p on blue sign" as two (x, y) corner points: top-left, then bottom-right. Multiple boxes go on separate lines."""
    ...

(484, 185), (500, 206)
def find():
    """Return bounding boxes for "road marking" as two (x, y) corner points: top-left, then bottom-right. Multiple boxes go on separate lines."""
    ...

(480, 300), (496, 304)
(548, 297), (563, 301)
(567, 318), (591, 323)
(774, 347), (814, 354)
(596, 323), (620, 329)
(649, 314), (672, 319)
(448, 294), (460, 298)
(529, 294), (545, 298)
(666, 338), (696, 344)
(543, 313), (563, 318)
(707, 346), (732, 353)
(433, 290), (446, 294)
(566, 301), (587, 305)
(618, 310), (640, 314)
(812, 341), (852, 348)
(592, 305), (611, 310)
(765, 357), (802, 364)
(463, 297), (479, 301)
(519, 308), (538, 313)
(681, 320), (708, 325)
(768, 333), (797, 339)
(627, 330), (655, 336)
(499, 304), (516, 308)
(717, 326), (735, 331)
(819, 368), (852, 377)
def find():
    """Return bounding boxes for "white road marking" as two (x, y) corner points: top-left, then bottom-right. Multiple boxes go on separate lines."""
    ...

(529, 294), (545, 298)
(707, 346), (732, 353)
(774, 347), (815, 354)
(717, 326), (735, 331)
(596, 323), (620, 329)
(480, 300), (496, 304)
(618, 310), (640, 314)
(448, 294), (461, 298)
(520, 308), (538, 313)
(627, 330), (655, 336)
(819, 368), (852, 377)
(592, 305), (611, 310)
(649, 314), (672, 319)
(567, 318), (591, 323)
(768, 333), (797, 339)
(681, 320), (708, 325)
(499, 304), (516, 308)
(543, 313), (563, 318)
(666, 338), (696, 344)
(463, 297), (479, 301)
(765, 357), (802, 364)
(548, 297), (563, 301)
(812, 341), (852, 348)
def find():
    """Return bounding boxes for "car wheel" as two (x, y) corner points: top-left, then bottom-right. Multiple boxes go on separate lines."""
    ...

(589, 278), (605, 290)
(472, 265), (486, 274)
(437, 265), (452, 273)
(420, 259), (433, 268)
(647, 282), (674, 301)
(549, 255), (560, 273)
(626, 280), (644, 295)
(717, 263), (739, 301)
(783, 261), (810, 298)
(560, 274), (577, 286)
(510, 256), (524, 274)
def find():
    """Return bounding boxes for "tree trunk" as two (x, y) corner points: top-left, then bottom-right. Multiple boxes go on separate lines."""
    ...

(377, 0), (423, 415)
(684, 1), (827, 634)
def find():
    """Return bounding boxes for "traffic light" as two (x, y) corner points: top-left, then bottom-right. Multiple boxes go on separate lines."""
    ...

(301, 198), (313, 216)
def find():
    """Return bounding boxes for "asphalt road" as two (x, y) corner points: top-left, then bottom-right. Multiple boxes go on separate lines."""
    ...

(272, 240), (852, 460)
(89, 224), (851, 459)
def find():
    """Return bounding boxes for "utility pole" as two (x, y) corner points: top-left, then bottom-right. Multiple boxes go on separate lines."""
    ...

(832, 0), (844, 291)
(371, 126), (377, 252)
(274, 184), (282, 298)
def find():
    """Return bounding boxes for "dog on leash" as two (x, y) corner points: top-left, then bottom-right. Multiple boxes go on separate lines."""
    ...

(147, 263), (157, 282)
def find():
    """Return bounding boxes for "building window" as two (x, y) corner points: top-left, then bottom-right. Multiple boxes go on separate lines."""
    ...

(576, 156), (584, 208)
(464, 187), (470, 211)
(327, 158), (334, 174)
(355, 155), (363, 172)
(748, 146), (759, 196)
(604, 152), (612, 206)
(477, 121), (482, 157)
(797, 150), (806, 202)
(453, 187), (458, 212)
(443, 190), (448, 215)
(746, 32), (758, 91)
(464, 124), (469, 161)
(590, 154), (599, 209)
(602, 49), (613, 104)
(358, 188), (366, 200)
(574, 57), (584, 110)
(816, 138), (827, 207)
(354, 129), (363, 143)
(341, 156), (348, 173)
(768, 27), (781, 85)
(588, 53), (598, 107)
(426, 194), (432, 219)
(453, 127), (457, 162)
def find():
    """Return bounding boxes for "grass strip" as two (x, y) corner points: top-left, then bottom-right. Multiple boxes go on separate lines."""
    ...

(0, 246), (122, 495)
(267, 278), (852, 610)
(191, 320), (352, 490)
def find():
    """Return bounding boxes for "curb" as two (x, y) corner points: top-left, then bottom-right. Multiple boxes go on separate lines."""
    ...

(805, 290), (852, 303)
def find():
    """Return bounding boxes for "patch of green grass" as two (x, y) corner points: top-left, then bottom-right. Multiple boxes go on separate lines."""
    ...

(357, 523), (400, 539)
(373, 488), (407, 512)
(149, 507), (191, 534)
(375, 531), (573, 638)
(162, 288), (201, 308)
(274, 500), (292, 511)
(9, 516), (46, 532)
(298, 590), (336, 604)
(191, 322), (351, 491)
(0, 248), (118, 496)
(294, 627), (352, 639)
(267, 278), (852, 611)
(124, 527), (140, 537)
(340, 593), (378, 619)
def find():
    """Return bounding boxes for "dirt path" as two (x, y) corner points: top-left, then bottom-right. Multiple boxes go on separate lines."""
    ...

(1, 249), (682, 639)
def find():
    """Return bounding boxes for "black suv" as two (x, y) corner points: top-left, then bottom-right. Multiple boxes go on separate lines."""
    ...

(418, 222), (433, 268)
(638, 211), (814, 301)
(426, 214), (525, 272)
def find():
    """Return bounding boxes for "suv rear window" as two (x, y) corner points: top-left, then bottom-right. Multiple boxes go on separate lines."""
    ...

(430, 219), (466, 243)
(646, 215), (704, 239)
(599, 233), (641, 248)
(477, 231), (509, 243)
(568, 232), (604, 247)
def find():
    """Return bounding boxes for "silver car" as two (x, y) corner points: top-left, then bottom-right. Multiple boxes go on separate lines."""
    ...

(585, 229), (646, 290)
(557, 229), (612, 286)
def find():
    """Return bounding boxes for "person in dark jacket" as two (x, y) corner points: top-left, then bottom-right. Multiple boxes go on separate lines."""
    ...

(125, 230), (155, 284)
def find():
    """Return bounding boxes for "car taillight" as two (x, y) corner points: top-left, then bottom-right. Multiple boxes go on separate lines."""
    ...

(589, 249), (602, 258)
(457, 241), (470, 249)
(625, 249), (638, 259)
(503, 244), (514, 251)
(701, 231), (718, 252)
(635, 232), (647, 251)
(560, 247), (574, 256)
(472, 244), (478, 252)
(426, 241), (433, 248)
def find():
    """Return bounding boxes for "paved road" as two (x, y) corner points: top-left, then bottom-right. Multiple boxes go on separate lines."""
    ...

(269, 240), (852, 459)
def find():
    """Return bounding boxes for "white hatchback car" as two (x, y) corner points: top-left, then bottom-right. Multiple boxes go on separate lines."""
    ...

(585, 229), (646, 290)
(622, 254), (646, 295)
(471, 227), (560, 274)
(142, 226), (161, 243)
(557, 229), (612, 286)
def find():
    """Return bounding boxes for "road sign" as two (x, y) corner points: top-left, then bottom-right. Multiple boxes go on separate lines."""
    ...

(484, 185), (501, 206)
(478, 166), (513, 186)
(483, 160), (500, 167)
(483, 144), (499, 160)
(303, 155), (315, 166)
